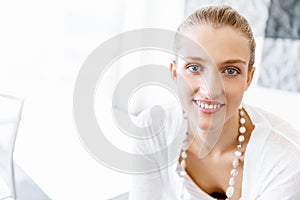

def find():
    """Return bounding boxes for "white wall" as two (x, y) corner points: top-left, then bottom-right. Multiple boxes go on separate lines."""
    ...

(0, 0), (185, 199)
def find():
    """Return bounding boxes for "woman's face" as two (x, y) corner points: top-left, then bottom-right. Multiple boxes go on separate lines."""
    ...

(171, 25), (255, 131)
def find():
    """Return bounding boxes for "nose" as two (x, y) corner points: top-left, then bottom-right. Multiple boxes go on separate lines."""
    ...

(198, 68), (223, 99)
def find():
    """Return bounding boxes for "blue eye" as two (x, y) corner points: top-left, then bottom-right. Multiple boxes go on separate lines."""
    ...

(187, 64), (201, 72)
(225, 68), (239, 75)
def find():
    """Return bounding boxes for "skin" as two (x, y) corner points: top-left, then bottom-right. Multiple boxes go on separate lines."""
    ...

(170, 25), (255, 199)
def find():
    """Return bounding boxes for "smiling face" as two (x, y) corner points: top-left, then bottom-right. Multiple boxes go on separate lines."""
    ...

(171, 25), (255, 132)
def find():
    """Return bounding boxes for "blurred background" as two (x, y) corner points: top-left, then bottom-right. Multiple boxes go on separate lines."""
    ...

(0, 0), (299, 199)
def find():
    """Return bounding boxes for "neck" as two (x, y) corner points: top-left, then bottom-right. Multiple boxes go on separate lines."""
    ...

(211, 112), (240, 155)
(186, 109), (247, 158)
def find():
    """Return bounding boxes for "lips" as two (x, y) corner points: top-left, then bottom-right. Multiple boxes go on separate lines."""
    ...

(193, 99), (225, 113)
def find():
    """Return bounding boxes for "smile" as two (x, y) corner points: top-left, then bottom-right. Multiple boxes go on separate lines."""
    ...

(193, 100), (225, 113)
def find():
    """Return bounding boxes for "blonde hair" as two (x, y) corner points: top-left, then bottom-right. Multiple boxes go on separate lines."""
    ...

(177, 5), (256, 70)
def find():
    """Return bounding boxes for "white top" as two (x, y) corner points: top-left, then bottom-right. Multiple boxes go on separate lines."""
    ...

(0, 176), (12, 199)
(129, 104), (300, 200)
(0, 94), (23, 200)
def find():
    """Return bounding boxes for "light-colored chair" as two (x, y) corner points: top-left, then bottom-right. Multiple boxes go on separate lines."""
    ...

(0, 94), (24, 200)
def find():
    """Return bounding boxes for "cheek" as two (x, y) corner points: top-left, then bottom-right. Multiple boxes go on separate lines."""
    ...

(176, 75), (193, 104)
(176, 72), (194, 94)
(223, 80), (246, 103)
(175, 73), (201, 111)
(178, 68), (207, 87)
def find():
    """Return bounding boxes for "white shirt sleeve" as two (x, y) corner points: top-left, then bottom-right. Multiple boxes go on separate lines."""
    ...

(129, 105), (184, 200)
(129, 108), (171, 200)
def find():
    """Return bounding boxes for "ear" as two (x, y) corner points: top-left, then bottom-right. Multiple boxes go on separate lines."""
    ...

(170, 60), (177, 81)
(245, 67), (255, 91)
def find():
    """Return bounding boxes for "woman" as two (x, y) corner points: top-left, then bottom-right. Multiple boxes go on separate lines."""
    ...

(129, 5), (300, 200)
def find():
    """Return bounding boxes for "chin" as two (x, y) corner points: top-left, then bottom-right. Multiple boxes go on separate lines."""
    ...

(197, 121), (220, 132)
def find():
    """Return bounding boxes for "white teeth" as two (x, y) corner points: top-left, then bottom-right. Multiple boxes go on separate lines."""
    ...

(195, 100), (222, 109)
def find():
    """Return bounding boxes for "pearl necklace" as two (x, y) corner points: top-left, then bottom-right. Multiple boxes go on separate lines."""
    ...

(179, 108), (247, 200)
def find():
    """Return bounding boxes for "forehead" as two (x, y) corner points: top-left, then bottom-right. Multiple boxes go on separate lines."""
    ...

(177, 25), (250, 65)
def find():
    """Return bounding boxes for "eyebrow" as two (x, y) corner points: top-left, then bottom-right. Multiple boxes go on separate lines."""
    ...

(220, 59), (247, 65)
(181, 56), (247, 66)
(182, 56), (206, 62)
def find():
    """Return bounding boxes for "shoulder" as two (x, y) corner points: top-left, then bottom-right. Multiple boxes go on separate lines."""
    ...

(244, 104), (300, 198)
(245, 104), (300, 149)
(245, 104), (300, 163)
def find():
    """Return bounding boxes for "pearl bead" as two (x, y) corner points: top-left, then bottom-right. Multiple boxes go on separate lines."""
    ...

(231, 169), (238, 176)
(226, 186), (235, 198)
(239, 110), (244, 116)
(235, 150), (242, 157)
(239, 126), (246, 134)
(180, 160), (186, 169)
(181, 151), (187, 159)
(229, 177), (236, 186)
(240, 117), (246, 124)
(238, 135), (245, 142)
(232, 158), (239, 168)
(180, 171), (187, 176)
